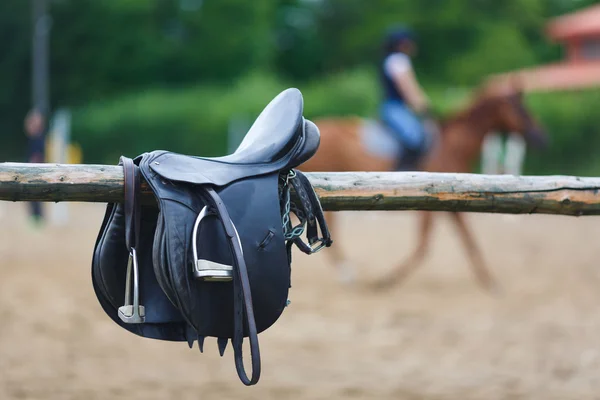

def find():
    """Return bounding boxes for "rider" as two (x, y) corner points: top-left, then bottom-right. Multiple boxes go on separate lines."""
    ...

(380, 26), (437, 169)
(24, 108), (47, 226)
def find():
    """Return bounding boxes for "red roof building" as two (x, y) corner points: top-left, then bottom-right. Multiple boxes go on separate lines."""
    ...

(492, 4), (600, 92)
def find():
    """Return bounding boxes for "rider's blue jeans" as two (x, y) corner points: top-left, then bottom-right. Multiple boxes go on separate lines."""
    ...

(380, 100), (426, 152)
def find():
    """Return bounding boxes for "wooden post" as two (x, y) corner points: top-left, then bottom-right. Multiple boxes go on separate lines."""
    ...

(1, 163), (600, 215)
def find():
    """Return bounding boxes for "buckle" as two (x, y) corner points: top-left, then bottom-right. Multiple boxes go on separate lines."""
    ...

(309, 239), (327, 254)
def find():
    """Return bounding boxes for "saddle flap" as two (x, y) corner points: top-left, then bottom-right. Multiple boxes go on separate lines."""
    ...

(92, 203), (190, 341)
(147, 171), (291, 338)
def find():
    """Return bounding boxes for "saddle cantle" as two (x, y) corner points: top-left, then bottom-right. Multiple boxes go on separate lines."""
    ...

(91, 88), (331, 386)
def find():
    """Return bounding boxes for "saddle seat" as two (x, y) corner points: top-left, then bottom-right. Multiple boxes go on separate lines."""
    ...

(149, 88), (320, 187)
(217, 87), (304, 164)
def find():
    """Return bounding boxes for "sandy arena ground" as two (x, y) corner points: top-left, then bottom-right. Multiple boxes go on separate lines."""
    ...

(1, 202), (600, 399)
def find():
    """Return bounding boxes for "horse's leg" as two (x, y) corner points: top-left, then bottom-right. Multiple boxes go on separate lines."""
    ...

(504, 133), (526, 175)
(373, 211), (434, 289)
(449, 212), (498, 292)
(502, 134), (527, 223)
(481, 132), (503, 174)
(323, 211), (356, 284)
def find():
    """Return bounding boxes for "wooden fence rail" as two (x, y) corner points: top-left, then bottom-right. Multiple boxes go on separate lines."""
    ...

(1, 162), (600, 216)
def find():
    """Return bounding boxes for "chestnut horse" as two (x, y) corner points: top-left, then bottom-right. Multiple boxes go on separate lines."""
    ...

(300, 82), (547, 290)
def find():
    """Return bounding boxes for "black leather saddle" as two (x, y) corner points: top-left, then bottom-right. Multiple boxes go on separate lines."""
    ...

(92, 88), (331, 386)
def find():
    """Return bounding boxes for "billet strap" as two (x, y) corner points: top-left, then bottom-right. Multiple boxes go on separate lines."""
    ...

(120, 156), (141, 252)
(205, 187), (261, 386)
(289, 170), (332, 254)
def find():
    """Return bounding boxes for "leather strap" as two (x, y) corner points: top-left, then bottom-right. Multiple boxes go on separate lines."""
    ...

(120, 156), (141, 252)
(289, 170), (332, 253)
(294, 170), (331, 245)
(205, 187), (261, 386)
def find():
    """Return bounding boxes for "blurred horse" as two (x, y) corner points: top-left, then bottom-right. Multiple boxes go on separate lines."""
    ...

(300, 80), (547, 290)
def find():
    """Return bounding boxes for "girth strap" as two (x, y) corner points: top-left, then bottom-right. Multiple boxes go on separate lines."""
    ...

(205, 187), (261, 386)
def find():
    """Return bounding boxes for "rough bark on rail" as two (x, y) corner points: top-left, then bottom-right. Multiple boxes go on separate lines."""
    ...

(1, 163), (600, 216)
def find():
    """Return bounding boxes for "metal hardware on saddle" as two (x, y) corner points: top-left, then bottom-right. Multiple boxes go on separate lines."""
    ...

(281, 169), (332, 255)
(191, 206), (241, 282)
(118, 248), (146, 324)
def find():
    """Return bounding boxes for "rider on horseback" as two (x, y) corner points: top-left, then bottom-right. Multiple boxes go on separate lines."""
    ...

(380, 26), (438, 169)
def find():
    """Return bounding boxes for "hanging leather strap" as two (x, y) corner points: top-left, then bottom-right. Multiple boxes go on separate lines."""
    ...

(120, 156), (141, 253)
(290, 170), (332, 254)
(205, 187), (261, 386)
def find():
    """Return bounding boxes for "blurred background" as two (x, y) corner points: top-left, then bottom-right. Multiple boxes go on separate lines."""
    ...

(3, 1), (600, 399)
(2, 0), (600, 174)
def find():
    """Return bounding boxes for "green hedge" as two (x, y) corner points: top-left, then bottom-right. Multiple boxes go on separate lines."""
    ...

(72, 70), (600, 176)
(72, 70), (380, 164)
(524, 90), (600, 176)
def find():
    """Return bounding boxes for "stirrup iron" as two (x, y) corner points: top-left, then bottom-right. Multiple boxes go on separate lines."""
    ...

(192, 206), (243, 282)
(118, 248), (146, 323)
